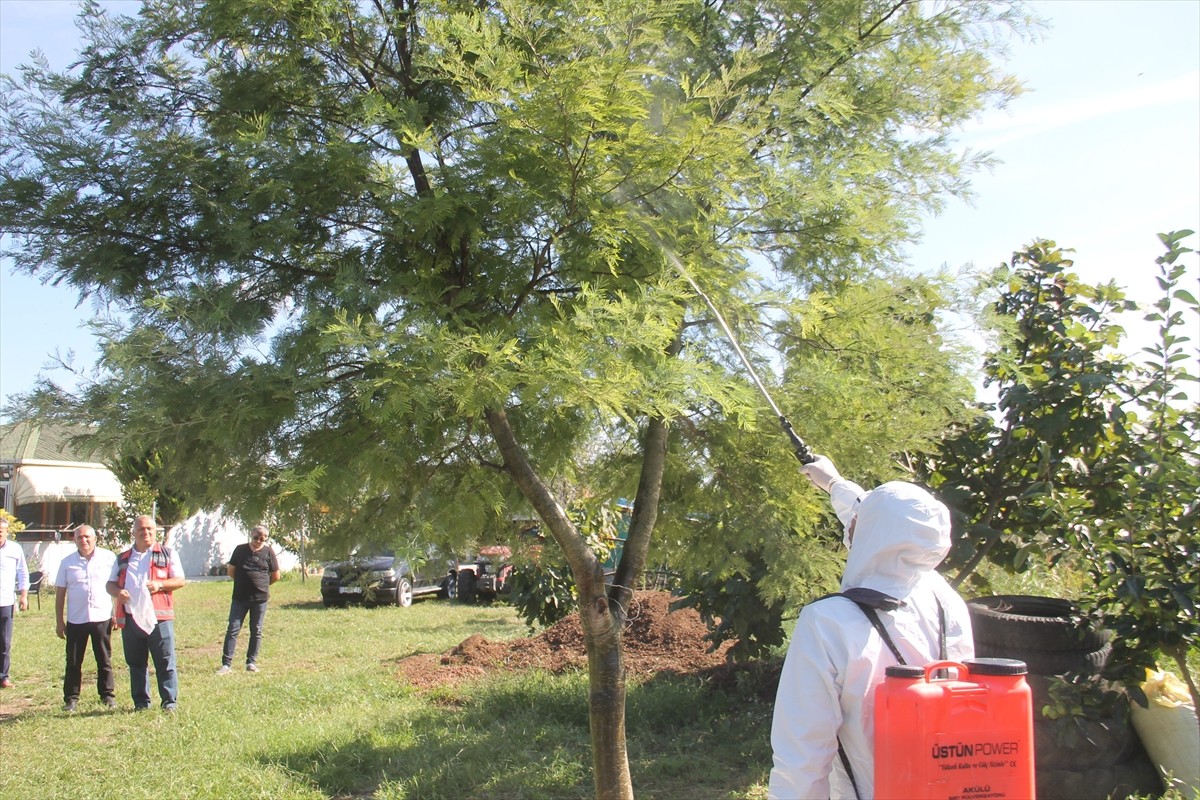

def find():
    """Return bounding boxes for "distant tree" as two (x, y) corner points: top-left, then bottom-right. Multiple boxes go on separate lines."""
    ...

(104, 476), (159, 550)
(918, 242), (1135, 592)
(1, 2), (1025, 795)
(109, 451), (195, 525)
(0, 510), (25, 534)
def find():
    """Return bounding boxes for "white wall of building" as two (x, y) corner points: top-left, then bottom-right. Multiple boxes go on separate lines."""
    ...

(167, 507), (299, 577)
(24, 540), (77, 591)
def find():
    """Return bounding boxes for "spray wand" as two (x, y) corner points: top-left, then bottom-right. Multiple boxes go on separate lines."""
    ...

(634, 205), (816, 465)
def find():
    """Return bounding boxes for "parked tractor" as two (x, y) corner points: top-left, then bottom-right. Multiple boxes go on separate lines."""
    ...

(454, 545), (513, 604)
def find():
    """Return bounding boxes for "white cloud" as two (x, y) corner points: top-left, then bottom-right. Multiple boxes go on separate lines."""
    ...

(966, 71), (1200, 150)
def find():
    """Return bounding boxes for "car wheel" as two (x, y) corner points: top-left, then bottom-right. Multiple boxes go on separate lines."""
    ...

(396, 578), (414, 607)
(438, 573), (457, 600)
(322, 596), (345, 609)
(457, 571), (478, 604)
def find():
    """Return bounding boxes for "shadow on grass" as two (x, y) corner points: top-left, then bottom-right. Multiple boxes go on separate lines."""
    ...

(275, 599), (328, 611)
(276, 596), (454, 612)
(259, 682), (593, 799)
(260, 669), (773, 799)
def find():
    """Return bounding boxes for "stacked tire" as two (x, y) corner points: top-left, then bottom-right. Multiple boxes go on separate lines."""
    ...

(969, 595), (1112, 676)
(968, 596), (1162, 800)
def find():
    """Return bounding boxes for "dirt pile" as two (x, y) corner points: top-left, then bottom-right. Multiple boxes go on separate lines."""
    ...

(397, 591), (740, 691)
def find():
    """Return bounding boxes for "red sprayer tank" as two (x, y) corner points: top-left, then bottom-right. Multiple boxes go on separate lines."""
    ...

(874, 658), (1035, 800)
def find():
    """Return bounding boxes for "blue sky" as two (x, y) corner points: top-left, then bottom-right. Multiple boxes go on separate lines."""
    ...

(2, 0), (1199, 416)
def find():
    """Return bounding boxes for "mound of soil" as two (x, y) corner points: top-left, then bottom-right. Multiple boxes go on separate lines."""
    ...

(397, 591), (743, 691)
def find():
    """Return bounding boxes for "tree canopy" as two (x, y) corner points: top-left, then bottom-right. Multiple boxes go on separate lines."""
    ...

(1, 1), (1026, 795)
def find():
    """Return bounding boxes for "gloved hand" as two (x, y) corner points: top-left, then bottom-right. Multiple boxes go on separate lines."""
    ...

(800, 455), (842, 493)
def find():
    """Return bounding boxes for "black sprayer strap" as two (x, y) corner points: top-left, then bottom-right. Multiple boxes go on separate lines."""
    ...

(938, 597), (947, 660)
(828, 591), (950, 800)
(837, 743), (861, 800)
(830, 592), (906, 800)
(855, 603), (905, 664)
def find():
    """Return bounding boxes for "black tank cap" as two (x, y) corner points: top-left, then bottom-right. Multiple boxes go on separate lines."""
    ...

(963, 658), (1027, 675)
(885, 665), (925, 678)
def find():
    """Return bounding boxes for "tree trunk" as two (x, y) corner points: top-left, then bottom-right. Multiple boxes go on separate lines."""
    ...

(485, 407), (636, 799)
(582, 591), (633, 800)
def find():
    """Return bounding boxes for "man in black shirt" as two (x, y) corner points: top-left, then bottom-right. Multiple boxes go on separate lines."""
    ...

(216, 525), (280, 674)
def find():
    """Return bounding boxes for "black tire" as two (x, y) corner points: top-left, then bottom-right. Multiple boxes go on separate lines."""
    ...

(457, 571), (478, 604)
(396, 578), (414, 607)
(438, 573), (458, 600)
(968, 595), (1111, 652)
(968, 595), (1112, 677)
(322, 596), (346, 609)
(974, 639), (1112, 676)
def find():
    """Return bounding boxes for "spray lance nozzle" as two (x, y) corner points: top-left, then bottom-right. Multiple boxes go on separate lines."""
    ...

(780, 417), (815, 465)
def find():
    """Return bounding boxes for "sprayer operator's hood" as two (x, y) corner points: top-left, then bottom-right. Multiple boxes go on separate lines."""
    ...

(839, 481), (951, 601)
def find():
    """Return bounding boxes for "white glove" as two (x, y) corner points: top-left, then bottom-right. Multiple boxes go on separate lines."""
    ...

(800, 455), (842, 493)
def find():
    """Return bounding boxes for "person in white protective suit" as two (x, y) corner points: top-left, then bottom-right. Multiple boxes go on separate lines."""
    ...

(767, 455), (974, 800)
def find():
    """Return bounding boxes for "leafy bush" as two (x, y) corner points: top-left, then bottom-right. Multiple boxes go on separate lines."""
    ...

(918, 240), (1135, 592)
(1063, 231), (1199, 706)
(922, 231), (1199, 714)
(674, 552), (790, 661)
(506, 562), (578, 629)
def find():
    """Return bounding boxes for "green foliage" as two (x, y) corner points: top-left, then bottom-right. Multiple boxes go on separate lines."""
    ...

(507, 498), (624, 629)
(659, 272), (978, 651)
(103, 476), (160, 549)
(1063, 231), (1200, 703)
(918, 242), (1136, 593)
(1038, 674), (1131, 752)
(675, 551), (790, 661)
(923, 231), (1200, 713)
(110, 450), (196, 525)
(1039, 674), (1127, 724)
(2, 0), (1024, 546)
(508, 561), (579, 629)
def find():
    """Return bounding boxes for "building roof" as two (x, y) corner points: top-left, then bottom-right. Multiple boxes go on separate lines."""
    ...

(0, 420), (106, 464)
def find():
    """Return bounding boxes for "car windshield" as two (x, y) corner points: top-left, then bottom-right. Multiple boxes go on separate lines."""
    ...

(344, 547), (393, 559)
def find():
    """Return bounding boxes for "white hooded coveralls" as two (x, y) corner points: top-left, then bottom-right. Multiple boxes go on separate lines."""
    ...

(767, 480), (974, 800)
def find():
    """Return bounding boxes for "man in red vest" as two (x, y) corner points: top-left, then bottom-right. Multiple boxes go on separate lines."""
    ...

(106, 514), (185, 711)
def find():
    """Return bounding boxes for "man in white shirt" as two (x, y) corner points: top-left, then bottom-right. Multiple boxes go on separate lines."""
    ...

(55, 525), (118, 712)
(0, 516), (30, 689)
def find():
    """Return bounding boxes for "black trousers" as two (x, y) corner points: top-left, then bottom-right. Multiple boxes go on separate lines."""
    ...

(64, 619), (115, 702)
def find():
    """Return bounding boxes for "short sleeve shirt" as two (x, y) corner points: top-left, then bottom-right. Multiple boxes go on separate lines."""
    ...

(55, 548), (117, 624)
(229, 543), (279, 603)
(108, 545), (184, 586)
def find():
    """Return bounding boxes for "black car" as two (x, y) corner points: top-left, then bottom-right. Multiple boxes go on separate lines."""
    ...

(319, 550), (455, 608)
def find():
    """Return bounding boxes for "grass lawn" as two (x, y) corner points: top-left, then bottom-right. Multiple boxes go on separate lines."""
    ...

(0, 575), (773, 800)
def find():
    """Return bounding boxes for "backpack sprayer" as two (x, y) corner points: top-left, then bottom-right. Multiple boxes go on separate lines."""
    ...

(629, 199), (816, 465)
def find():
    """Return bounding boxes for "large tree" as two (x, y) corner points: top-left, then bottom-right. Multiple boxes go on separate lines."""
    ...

(1, 1), (1023, 795)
